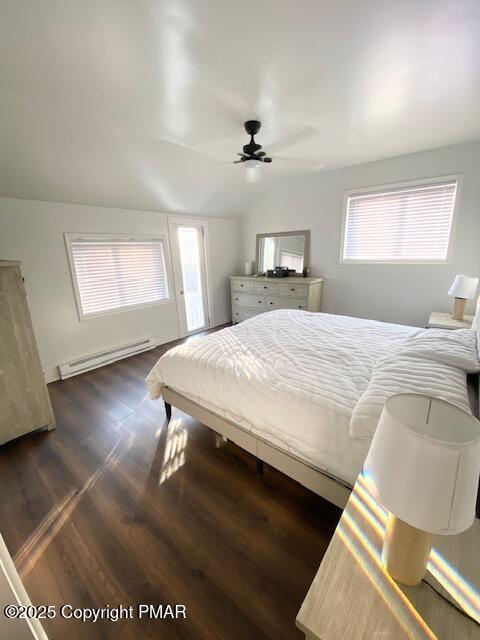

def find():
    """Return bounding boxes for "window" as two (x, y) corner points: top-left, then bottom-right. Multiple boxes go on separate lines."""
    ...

(66, 235), (170, 318)
(341, 178), (459, 263)
(263, 237), (276, 271)
(280, 251), (304, 272)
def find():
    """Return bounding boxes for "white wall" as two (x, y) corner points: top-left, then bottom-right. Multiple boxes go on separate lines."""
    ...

(0, 198), (239, 382)
(242, 141), (480, 327)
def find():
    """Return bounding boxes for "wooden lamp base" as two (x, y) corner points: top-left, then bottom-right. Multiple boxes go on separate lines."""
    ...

(382, 514), (432, 586)
(451, 297), (467, 321)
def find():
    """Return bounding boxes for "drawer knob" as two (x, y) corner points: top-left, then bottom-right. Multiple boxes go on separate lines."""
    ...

(235, 298), (238, 301)
(298, 305), (302, 309)
(258, 300), (262, 304)
(240, 284), (244, 287)
(264, 285), (267, 289)
(270, 302), (274, 305)
(291, 288), (295, 291)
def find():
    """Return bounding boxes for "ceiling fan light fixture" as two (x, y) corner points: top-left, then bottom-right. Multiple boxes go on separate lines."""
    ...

(245, 166), (261, 183)
(243, 158), (262, 169)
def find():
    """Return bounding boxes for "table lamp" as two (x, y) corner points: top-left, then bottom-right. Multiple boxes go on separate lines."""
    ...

(364, 394), (480, 586)
(448, 275), (478, 320)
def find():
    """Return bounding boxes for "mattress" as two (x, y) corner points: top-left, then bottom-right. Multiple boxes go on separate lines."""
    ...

(146, 310), (420, 485)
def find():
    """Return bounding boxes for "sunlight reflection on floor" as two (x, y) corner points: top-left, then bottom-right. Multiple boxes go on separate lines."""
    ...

(159, 418), (188, 485)
(14, 434), (135, 579)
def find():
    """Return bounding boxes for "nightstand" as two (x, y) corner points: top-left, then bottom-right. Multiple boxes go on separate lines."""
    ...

(296, 474), (479, 639)
(427, 311), (474, 330)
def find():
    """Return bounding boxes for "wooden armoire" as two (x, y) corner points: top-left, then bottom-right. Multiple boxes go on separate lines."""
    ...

(0, 261), (55, 445)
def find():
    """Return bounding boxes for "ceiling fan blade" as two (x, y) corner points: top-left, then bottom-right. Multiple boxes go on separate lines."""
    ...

(237, 152), (249, 158)
(233, 159), (244, 164)
(256, 151), (266, 157)
(262, 157), (272, 163)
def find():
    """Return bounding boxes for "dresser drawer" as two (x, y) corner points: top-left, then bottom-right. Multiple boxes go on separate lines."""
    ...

(266, 296), (308, 311)
(278, 282), (308, 298)
(232, 306), (264, 323)
(253, 281), (279, 295)
(231, 279), (255, 293)
(232, 292), (266, 309)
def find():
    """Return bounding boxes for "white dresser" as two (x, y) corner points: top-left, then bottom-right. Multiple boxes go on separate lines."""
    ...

(230, 275), (323, 323)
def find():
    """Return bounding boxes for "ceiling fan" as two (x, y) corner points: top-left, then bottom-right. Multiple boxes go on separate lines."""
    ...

(234, 120), (272, 168)
(233, 120), (272, 182)
(231, 120), (323, 182)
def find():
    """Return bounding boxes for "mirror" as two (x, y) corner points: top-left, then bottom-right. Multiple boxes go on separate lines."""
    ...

(256, 230), (310, 274)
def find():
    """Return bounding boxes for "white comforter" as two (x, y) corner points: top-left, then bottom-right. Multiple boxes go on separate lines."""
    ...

(146, 310), (422, 484)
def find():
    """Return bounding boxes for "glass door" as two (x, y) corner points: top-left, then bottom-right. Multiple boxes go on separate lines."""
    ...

(169, 222), (210, 335)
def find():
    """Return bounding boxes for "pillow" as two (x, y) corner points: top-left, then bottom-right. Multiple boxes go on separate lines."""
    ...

(397, 328), (479, 373)
(349, 354), (471, 439)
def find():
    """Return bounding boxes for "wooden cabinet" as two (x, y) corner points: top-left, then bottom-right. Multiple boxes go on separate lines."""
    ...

(0, 261), (55, 446)
(230, 275), (323, 323)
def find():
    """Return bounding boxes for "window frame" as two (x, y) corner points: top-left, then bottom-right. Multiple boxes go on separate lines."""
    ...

(64, 232), (174, 321)
(339, 174), (462, 265)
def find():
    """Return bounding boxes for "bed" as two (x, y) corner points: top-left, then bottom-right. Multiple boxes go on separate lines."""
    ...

(146, 308), (480, 508)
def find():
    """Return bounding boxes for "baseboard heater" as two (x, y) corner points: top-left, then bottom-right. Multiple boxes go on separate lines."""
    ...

(59, 337), (155, 379)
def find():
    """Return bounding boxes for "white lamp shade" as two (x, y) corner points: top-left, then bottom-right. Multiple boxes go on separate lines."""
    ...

(364, 394), (480, 535)
(448, 275), (479, 299)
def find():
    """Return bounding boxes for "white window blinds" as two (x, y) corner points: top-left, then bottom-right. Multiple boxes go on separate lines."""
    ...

(68, 237), (169, 317)
(342, 179), (458, 262)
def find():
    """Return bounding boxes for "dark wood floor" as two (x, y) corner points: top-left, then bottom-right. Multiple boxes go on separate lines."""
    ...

(0, 326), (341, 640)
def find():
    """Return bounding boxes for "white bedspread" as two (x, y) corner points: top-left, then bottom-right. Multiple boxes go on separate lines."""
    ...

(349, 354), (471, 439)
(146, 310), (419, 484)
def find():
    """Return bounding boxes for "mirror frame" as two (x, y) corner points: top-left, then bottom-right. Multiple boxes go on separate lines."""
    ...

(255, 230), (310, 275)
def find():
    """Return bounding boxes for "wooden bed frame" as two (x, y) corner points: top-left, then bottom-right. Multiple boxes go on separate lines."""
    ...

(161, 384), (352, 509)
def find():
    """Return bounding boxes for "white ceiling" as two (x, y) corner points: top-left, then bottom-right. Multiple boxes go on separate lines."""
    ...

(0, 0), (479, 217)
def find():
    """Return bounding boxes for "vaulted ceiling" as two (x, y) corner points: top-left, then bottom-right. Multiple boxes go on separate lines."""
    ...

(0, 0), (479, 217)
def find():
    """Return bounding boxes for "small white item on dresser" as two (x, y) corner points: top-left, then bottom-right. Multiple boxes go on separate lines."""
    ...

(244, 259), (254, 276)
(230, 275), (323, 322)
